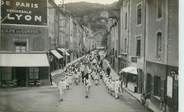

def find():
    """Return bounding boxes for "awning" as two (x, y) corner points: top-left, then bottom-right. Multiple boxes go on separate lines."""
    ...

(58, 48), (70, 56)
(96, 47), (105, 50)
(0, 54), (50, 67)
(119, 66), (137, 75)
(51, 50), (63, 59)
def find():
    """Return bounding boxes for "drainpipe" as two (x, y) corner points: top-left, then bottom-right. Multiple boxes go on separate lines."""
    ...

(165, 0), (169, 111)
(143, 0), (147, 95)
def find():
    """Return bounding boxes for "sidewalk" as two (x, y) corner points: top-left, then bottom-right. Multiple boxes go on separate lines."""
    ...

(102, 59), (119, 80)
(104, 59), (161, 112)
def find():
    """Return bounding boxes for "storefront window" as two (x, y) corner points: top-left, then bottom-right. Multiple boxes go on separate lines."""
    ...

(29, 68), (39, 80)
(146, 73), (152, 93)
(1, 68), (12, 80)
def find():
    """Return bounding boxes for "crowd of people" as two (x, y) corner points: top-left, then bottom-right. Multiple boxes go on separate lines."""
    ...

(56, 51), (122, 102)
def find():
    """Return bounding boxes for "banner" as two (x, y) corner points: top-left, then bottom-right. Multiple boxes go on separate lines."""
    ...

(1, 0), (47, 25)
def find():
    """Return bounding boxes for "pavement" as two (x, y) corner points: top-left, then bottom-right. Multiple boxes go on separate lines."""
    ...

(102, 59), (119, 80)
(0, 81), (150, 112)
(103, 59), (161, 112)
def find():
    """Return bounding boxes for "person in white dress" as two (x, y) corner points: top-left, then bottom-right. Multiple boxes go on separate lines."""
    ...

(65, 76), (70, 89)
(114, 78), (121, 99)
(58, 77), (66, 102)
(110, 79), (115, 95)
(94, 73), (99, 85)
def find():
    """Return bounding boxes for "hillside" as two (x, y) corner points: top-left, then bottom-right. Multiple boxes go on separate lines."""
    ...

(64, 1), (119, 31)
(65, 2), (106, 17)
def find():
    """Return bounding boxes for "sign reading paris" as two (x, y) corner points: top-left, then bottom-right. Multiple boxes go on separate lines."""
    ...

(1, 0), (47, 25)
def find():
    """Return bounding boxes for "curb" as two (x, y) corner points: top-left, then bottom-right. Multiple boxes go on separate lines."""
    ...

(123, 88), (141, 103)
(123, 88), (154, 112)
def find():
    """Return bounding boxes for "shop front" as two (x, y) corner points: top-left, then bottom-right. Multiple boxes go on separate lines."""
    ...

(119, 66), (138, 93)
(166, 66), (178, 112)
(57, 48), (70, 66)
(50, 50), (63, 71)
(0, 53), (50, 87)
(145, 61), (167, 111)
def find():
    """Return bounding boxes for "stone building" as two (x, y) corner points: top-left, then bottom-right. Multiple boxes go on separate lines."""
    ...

(119, 1), (178, 111)
(145, 0), (178, 111)
(128, 0), (145, 93)
(119, 0), (130, 72)
(0, 0), (50, 87)
(107, 17), (119, 72)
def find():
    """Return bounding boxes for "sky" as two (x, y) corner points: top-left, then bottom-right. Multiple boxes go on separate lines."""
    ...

(55, 0), (118, 5)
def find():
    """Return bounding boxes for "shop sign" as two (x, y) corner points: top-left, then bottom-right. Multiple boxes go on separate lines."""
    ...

(1, 27), (41, 34)
(167, 76), (173, 98)
(1, 0), (47, 25)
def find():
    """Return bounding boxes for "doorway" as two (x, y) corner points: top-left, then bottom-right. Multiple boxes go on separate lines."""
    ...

(146, 73), (152, 97)
(16, 67), (27, 87)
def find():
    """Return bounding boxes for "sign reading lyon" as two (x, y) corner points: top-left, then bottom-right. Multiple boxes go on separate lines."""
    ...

(1, 0), (47, 25)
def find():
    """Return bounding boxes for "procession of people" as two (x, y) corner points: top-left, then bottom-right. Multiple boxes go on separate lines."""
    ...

(56, 51), (122, 102)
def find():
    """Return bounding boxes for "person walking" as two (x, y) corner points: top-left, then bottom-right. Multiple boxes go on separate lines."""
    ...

(84, 63), (89, 78)
(80, 63), (85, 83)
(58, 77), (66, 102)
(114, 78), (121, 99)
(84, 75), (91, 98)
(74, 70), (80, 85)
(94, 73), (99, 86)
(106, 66), (111, 77)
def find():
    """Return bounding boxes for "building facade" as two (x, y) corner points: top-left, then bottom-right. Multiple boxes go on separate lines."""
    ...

(107, 17), (119, 72)
(128, 0), (145, 93)
(119, 0), (130, 72)
(0, 0), (50, 87)
(145, 0), (178, 111)
(119, 0), (178, 111)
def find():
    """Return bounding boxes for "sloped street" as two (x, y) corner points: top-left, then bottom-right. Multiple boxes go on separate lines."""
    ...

(0, 81), (150, 112)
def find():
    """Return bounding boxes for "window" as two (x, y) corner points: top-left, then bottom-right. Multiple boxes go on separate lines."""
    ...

(125, 38), (127, 53)
(136, 38), (141, 56)
(157, 0), (163, 18)
(112, 48), (115, 55)
(125, 12), (127, 29)
(115, 50), (117, 57)
(146, 73), (152, 93)
(39, 68), (49, 79)
(29, 68), (39, 80)
(137, 3), (142, 25)
(154, 76), (161, 97)
(14, 41), (27, 53)
(156, 32), (162, 59)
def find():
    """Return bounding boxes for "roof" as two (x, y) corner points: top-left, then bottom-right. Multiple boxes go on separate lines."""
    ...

(51, 50), (63, 59)
(58, 48), (70, 56)
(119, 66), (137, 75)
(0, 53), (50, 67)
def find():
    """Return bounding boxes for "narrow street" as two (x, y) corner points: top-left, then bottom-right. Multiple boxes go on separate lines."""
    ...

(0, 80), (150, 112)
(0, 0), (179, 112)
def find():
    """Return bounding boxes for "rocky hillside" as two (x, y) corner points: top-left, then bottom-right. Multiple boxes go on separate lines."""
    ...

(64, 1), (119, 32)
